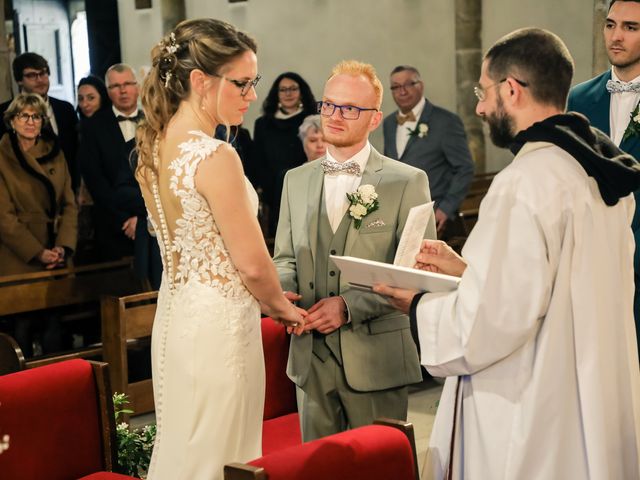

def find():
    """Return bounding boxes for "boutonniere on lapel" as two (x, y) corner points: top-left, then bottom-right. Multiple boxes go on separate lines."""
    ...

(346, 184), (379, 229)
(407, 122), (429, 139)
(623, 103), (640, 142)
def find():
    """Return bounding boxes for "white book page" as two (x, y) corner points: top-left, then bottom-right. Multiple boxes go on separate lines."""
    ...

(393, 202), (434, 268)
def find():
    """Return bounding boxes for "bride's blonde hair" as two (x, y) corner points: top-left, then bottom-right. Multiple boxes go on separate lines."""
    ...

(136, 18), (256, 184)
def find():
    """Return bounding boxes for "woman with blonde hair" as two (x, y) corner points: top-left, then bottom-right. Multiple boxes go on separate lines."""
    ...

(136, 19), (305, 479)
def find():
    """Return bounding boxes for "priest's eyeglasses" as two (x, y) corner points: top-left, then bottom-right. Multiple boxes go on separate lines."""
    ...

(317, 101), (378, 120)
(214, 74), (262, 97)
(474, 77), (529, 101)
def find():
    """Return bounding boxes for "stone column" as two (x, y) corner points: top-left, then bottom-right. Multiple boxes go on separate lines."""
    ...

(455, 0), (485, 172)
(161, 0), (185, 35)
(0, 0), (12, 103)
(593, 0), (609, 76)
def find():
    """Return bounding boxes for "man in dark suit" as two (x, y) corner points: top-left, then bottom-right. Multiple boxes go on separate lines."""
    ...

(568, 0), (640, 352)
(0, 52), (79, 190)
(383, 65), (474, 235)
(79, 63), (161, 288)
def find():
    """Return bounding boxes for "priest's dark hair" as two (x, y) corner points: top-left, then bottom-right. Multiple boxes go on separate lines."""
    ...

(261, 72), (316, 117)
(484, 27), (574, 110)
(609, 0), (640, 11)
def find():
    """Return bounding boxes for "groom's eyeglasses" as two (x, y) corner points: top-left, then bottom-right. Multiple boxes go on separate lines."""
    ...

(317, 101), (378, 120)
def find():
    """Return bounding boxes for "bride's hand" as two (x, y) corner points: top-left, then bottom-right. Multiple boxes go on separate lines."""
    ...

(276, 304), (307, 336)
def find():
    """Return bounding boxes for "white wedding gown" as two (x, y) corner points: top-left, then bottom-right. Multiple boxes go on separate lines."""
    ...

(143, 131), (264, 480)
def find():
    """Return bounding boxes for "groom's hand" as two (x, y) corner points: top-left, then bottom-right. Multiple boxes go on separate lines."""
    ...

(305, 296), (347, 334)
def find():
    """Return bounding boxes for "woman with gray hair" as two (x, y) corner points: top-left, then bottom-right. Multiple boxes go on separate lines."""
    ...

(298, 114), (327, 161)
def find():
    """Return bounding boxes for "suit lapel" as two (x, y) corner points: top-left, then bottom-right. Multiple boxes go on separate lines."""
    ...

(344, 149), (383, 254)
(589, 71), (612, 135)
(386, 116), (399, 159)
(401, 99), (433, 160)
(306, 162), (324, 266)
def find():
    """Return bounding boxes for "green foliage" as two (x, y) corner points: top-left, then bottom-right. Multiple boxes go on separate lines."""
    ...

(113, 393), (156, 479)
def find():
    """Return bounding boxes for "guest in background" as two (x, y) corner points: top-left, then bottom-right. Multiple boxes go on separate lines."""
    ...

(0, 93), (78, 356)
(79, 63), (161, 289)
(253, 72), (316, 236)
(75, 75), (111, 264)
(0, 53), (79, 191)
(298, 114), (326, 161)
(76, 75), (111, 120)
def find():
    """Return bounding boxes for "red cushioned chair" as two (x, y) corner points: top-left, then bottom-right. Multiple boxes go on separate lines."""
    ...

(261, 317), (302, 454)
(225, 418), (419, 480)
(0, 359), (135, 480)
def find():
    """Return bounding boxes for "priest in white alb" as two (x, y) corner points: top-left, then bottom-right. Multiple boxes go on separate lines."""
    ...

(375, 27), (640, 479)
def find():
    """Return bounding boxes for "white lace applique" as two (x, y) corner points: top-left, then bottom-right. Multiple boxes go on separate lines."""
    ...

(167, 130), (251, 299)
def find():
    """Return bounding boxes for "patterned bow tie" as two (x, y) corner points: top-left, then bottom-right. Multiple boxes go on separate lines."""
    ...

(397, 111), (416, 125)
(116, 114), (142, 123)
(606, 79), (640, 94)
(321, 159), (362, 176)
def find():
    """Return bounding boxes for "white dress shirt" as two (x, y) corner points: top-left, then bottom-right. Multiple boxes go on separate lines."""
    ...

(45, 100), (58, 135)
(324, 142), (371, 232)
(113, 106), (139, 143)
(396, 96), (426, 157)
(609, 68), (640, 146)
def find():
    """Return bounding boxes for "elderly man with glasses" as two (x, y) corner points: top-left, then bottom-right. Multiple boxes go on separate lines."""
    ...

(383, 65), (474, 236)
(273, 60), (436, 442)
(78, 63), (161, 288)
(0, 52), (79, 191)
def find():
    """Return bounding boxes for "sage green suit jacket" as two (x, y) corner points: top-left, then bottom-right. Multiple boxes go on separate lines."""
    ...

(274, 147), (437, 391)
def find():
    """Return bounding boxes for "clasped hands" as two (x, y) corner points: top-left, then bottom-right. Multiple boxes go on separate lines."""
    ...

(373, 239), (467, 313)
(279, 292), (347, 336)
(38, 246), (66, 269)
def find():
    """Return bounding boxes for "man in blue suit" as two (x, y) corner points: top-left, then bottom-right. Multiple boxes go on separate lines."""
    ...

(568, 0), (640, 351)
(383, 65), (474, 236)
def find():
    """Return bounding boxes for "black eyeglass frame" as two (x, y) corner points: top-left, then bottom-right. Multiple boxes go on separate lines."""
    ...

(213, 73), (262, 97)
(317, 101), (378, 120)
(389, 80), (422, 92)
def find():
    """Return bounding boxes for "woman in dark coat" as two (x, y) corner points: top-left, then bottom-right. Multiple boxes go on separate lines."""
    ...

(253, 72), (316, 236)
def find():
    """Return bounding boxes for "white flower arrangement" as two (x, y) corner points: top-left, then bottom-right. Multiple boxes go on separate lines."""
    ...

(347, 184), (379, 229)
(408, 122), (429, 139)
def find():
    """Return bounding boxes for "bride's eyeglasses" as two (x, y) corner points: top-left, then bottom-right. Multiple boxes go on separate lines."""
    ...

(214, 74), (262, 97)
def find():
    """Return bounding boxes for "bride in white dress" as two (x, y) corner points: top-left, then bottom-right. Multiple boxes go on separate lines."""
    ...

(134, 19), (305, 480)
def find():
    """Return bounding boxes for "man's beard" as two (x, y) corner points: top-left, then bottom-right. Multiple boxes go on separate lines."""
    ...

(486, 97), (515, 148)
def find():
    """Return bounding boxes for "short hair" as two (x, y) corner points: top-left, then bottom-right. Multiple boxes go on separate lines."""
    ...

(330, 60), (383, 109)
(609, 0), (640, 11)
(261, 72), (317, 117)
(3, 93), (48, 129)
(105, 63), (136, 85)
(298, 114), (322, 142)
(390, 65), (421, 78)
(484, 27), (574, 110)
(12, 52), (49, 82)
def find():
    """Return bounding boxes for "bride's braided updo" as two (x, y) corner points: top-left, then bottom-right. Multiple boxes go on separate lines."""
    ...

(136, 18), (256, 182)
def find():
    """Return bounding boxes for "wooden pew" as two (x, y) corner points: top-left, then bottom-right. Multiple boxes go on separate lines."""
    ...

(0, 258), (147, 369)
(101, 291), (158, 415)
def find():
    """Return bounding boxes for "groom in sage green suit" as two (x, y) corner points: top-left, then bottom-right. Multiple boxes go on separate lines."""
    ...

(274, 60), (437, 441)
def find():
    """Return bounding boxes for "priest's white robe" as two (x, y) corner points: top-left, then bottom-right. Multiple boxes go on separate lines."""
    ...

(417, 141), (640, 480)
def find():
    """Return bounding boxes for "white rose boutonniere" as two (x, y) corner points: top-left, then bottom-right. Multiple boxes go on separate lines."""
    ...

(346, 184), (379, 229)
(408, 122), (429, 139)
(623, 102), (640, 142)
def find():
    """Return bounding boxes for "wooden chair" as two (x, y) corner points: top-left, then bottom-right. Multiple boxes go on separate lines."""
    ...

(101, 291), (158, 416)
(0, 359), (136, 479)
(0, 332), (25, 375)
(0, 258), (147, 370)
(224, 418), (419, 480)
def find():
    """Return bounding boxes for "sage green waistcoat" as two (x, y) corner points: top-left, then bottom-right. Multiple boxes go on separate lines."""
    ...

(312, 187), (352, 363)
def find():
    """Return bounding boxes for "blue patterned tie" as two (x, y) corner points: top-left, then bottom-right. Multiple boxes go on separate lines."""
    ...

(606, 79), (640, 94)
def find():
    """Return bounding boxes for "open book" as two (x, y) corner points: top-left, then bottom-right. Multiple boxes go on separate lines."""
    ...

(330, 255), (460, 293)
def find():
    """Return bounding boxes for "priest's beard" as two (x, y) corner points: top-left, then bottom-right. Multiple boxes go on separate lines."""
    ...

(485, 96), (516, 148)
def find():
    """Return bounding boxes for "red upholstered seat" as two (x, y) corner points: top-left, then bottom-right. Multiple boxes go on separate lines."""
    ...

(260, 317), (302, 454)
(262, 412), (302, 455)
(0, 359), (135, 480)
(245, 424), (416, 480)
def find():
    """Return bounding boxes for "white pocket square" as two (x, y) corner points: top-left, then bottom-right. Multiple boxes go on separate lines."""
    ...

(366, 219), (386, 228)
